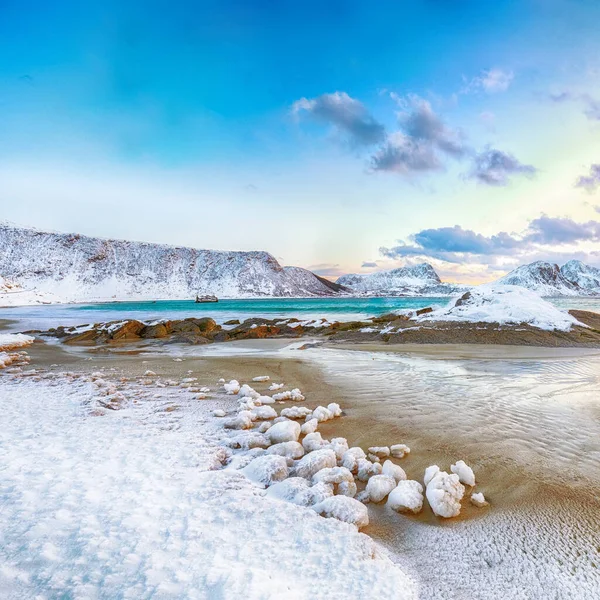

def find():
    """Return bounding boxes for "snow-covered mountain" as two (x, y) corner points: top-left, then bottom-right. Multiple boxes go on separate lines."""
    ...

(336, 263), (465, 296)
(496, 260), (600, 296)
(0, 275), (61, 307)
(560, 260), (600, 294)
(0, 224), (345, 302)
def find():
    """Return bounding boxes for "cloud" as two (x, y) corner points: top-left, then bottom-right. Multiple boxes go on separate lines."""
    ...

(548, 92), (600, 121)
(361, 261), (378, 268)
(469, 147), (537, 186)
(379, 215), (600, 267)
(292, 92), (385, 146)
(575, 164), (600, 192)
(463, 69), (514, 94)
(371, 95), (466, 174)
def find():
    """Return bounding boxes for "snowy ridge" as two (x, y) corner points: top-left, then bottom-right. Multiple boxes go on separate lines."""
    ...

(336, 263), (465, 296)
(495, 260), (600, 296)
(418, 285), (583, 331)
(0, 224), (341, 302)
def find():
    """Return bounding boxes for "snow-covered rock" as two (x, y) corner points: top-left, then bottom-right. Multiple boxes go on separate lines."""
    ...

(368, 446), (390, 459)
(450, 460), (476, 487)
(252, 375), (270, 382)
(366, 475), (397, 503)
(357, 459), (383, 482)
(238, 384), (260, 399)
(240, 455), (289, 487)
(387, 480), (424, 514)
(0, 333), (34, 352)
(326, 437), (349, 461)
(312, 496), (370, 529)
(281, 406), (313, 419)
(250, 405), (278, 420)
(0, 224), (344, 300)
(228, 432), (271, 450)
(336, 263), (464, 297)
(425, 471), (465, 518)
(382, 460), (407, 483)
(224, 380), (241, 395)
(419, 285), (583, 331)
(266, 420), (301, 444)
(294, 449), (337, 480)
(424, 465), (440, 486)
(302, 432), (328, 453)
(272, 388), (305, 402)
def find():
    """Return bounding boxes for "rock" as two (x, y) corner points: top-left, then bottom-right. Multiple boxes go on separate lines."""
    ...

(141, 323), (169, 338)
(165, 333), (210, 345)
(390, 444), (410, 459)
(416, 307), (433, 316)
(368, 446), (390, 459)
(184, 317), (219, 334)
(110, 320), (145, 340)
(224, 319), (240, 325)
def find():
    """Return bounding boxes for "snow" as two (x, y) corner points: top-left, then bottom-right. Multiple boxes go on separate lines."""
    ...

(240, 455), (289, 487)
(419, 285), (583, 331)
(266, 441), (305, 464)
(266, 420), (301, 444)
(366, 475), (397, 503)
(301, 418), (319, 435)
(425, 471), (465, 518)
(368, 446), (390, 458)
(302, 432), (328, 452)
(451, 460), (476, 486)
(312, 496), (370, 530)
(0, 275), (61, 307)
(272, 388), (305, 402)
(357, 459), (383, 482)
(269, 382), (285, 391)
(342, 447), (367, 474)
(224, 379), (241, 394)
(280, 406), (313, 419)
(0, 333), (34, 352)
(387, 480), (424, 514)
(0, 375), (417, 599)
(470, 492), (488, 507)
(250, 405), (277, 420)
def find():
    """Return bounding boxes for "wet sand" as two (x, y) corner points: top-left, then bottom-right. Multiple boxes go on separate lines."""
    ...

(5, 327), (600, 597)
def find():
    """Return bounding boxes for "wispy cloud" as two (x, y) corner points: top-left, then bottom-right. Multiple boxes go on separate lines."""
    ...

(469, 147), (537, 186)
(463, 68), (514, 94)
(575, 164), (600, 192)
(549, 92), (600, 121)
(292, 92), (386, 146)
(361, 261), (378, 268)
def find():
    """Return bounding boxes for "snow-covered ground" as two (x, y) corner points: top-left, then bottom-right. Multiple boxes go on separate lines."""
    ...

(417, 284), (584, 331)
(0, 370), (417, 599)
(0, 275), (61, 307)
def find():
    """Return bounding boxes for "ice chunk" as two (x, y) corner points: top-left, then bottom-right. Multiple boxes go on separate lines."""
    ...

(470, 492), (488, 507)
(272, 388), (305, 402)
(241, 455), (288, 487)
(313, 496), (369, 529)
(424, 465), (440, 486)
(251, 405), (277, 420)
(327, 402), (342, 417)
(426, 471), (465, 518)
(212, 409), (226, 417)
(267, 441), (305, 464)
(301, 418), (318, 435)
(342, 447), (367, 474)
(252, 375), (270, 382)
(311, 406), (334, 422)
(265, 477), (310, 504)
(312, 466), (354, 486)
(382, 460), (407, 483)
(356, 458), (382, 482)
(257, 422), (271, 433)
(238, 384), (260, 399)
(224, 380), (240, 395)
(228, 432), (270, 450)
(256, 395), (276, 405)
(387, 480), (424, 514)
(390, 444), (410, 459)
(280, 406), (313, 419)
(223, 413), (253, 430)
(302, 432), (328, 452)
(325, 437), (349, 461)
(368, 446), (390, 459)
(451, 460), (476, 487)
(269, 382), (285, 391)
(267, 420), (301, 444)
(293, 449), (337, 480)
(366, 474), (396, 503)
(337, 480), (357, 498)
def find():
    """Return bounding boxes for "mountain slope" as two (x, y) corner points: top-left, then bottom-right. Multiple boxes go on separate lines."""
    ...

(0, 224), (342, 301)
(496, 261), (580, 296)
(336, 263), (464, 296)
(560, 260), (600, 294)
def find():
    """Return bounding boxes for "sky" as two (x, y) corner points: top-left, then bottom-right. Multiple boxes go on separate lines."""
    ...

(1, 0), (600, 283)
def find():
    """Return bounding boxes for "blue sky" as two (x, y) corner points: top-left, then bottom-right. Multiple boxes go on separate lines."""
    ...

(1, 0), (600, 282)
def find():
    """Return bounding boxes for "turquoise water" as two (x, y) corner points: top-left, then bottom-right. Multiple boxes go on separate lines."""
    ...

(4, 296), (600, 333)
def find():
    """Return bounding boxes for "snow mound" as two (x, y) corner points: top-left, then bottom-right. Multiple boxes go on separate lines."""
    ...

(272, 388), (305, 402)
(313, 496), (370, 530)
(419, 285), (583, 331)
(266, 420), (301, 444)
(387, 480), (424, 514)
(366, 475), (397, 503)
(294, 449), (337, 480)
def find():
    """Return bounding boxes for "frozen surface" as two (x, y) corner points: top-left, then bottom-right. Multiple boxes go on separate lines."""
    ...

(419, 285), (583, 331)
(0, 375), (417, 599)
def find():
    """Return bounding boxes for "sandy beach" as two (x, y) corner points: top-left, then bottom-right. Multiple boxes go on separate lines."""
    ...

(2, 321), (599, 598)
